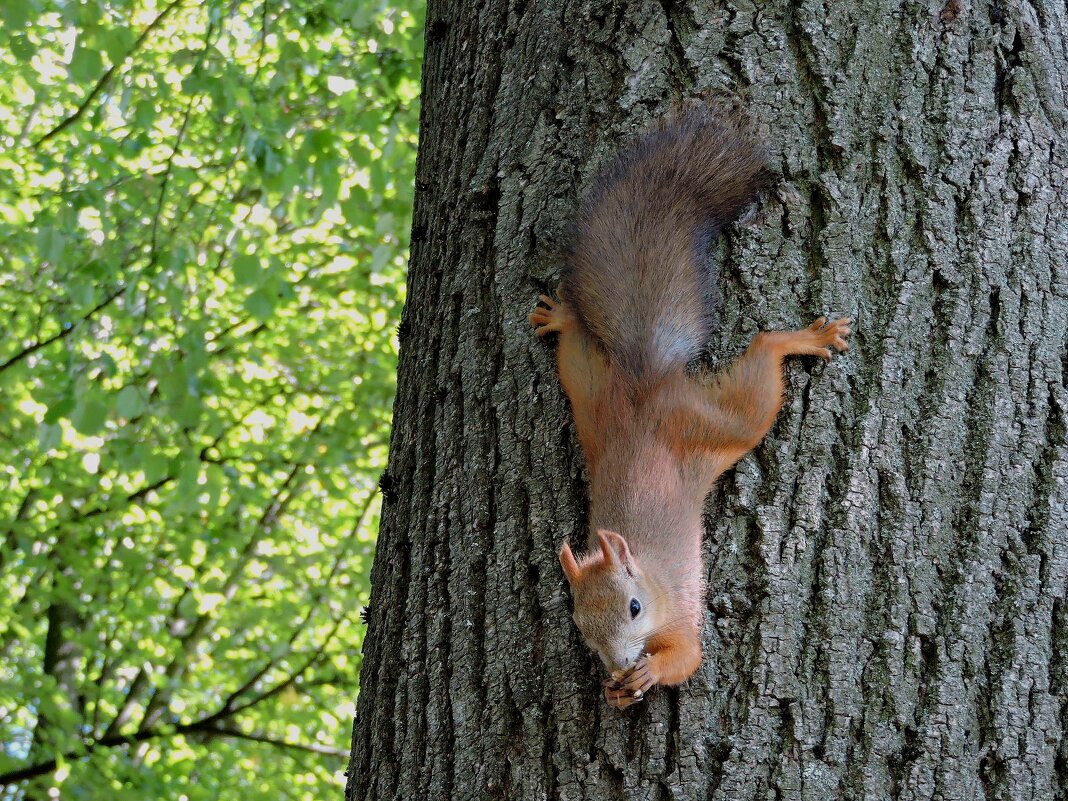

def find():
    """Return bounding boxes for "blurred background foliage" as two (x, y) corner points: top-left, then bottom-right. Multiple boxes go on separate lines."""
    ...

(0, 0), (421, 797)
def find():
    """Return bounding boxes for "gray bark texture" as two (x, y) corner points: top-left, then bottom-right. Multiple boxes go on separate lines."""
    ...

(346, 1), (1068, 799)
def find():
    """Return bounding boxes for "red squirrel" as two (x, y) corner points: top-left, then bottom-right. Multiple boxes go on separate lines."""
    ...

(529, 106), (851, 709)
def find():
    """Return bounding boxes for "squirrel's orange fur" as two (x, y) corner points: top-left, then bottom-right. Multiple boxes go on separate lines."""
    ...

(530, 106), (851, 709)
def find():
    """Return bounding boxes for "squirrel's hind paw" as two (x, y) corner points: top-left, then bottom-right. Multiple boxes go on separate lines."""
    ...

(529, 294), (574, 337)
(802, 316), (852, 360)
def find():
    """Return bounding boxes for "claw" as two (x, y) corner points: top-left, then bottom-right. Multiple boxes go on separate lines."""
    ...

(529, 293), (574, 337)
(605, 685), (639, 709)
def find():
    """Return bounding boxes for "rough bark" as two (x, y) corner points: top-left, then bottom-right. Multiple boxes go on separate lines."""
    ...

(347, 1), (1068, 799)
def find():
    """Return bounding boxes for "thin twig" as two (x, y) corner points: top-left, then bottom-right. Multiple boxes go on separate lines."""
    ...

(31, 0), (186, 147)
(203, 726), (346, 757)
(0, 285), (126, 375)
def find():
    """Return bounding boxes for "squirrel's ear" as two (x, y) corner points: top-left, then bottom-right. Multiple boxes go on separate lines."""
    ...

(596, 529), (634, 571)
(559, 541), (581, 584)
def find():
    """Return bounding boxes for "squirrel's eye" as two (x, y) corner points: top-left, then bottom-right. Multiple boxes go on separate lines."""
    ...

(629, 598), (641, 618)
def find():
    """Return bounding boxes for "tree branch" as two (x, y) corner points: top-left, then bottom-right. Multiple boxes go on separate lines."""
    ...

(149, 12), (219, 258)
(135, 458), (311, 732)
(31, 0), (186, 148)
(227, 613), (344, 718)
(215, 492), (374, 715)
(200, 726), (346, 757)
(0, 285), (126, 375)
(0, 715), (342, 786)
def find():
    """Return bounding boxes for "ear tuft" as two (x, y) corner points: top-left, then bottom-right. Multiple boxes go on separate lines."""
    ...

(559, 541), (581, 584)
(596, 529), (634, 571)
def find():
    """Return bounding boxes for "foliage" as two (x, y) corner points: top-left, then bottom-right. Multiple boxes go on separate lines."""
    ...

(0, 0), (421, 797)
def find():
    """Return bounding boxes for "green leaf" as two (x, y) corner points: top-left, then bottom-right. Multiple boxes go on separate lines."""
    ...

(374, 212), (395, 236)
(342, 189), (371, 228)
(143, 451), (170, 484)
(158, 360), (189, 402)
(116, 385), (146, 419)
(232, 253), (262, 286)
(175, 391), (202, 427)
(244, 288), (275, 321)
(97, 25), (137, 64)
(370, 244), (392, 272)
(67, 278), (95, 307)
(71, 396), (108, 435)
(1, 3), (32, 28)
(45, 392), (76, 424)
(9, 32), (34, 61)
(70, 38), (104, 83)
(174, 457), (201, 500)
(36, 226), (66, 264)
(38, 422), (62, 451)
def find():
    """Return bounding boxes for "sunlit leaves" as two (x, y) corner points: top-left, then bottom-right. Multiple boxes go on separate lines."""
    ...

(0, 0), (421, 798)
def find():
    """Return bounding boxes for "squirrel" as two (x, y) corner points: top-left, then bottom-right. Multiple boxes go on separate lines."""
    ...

(529, 105), (851, 709)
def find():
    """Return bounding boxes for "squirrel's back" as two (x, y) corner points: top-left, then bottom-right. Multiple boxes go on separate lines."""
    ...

(564, 106), (772, 385)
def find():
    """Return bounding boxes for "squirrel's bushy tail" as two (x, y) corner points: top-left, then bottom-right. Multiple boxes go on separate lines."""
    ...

(564, 105), (773, 385)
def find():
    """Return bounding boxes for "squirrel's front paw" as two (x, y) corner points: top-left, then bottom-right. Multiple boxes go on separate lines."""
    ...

(604, 684), (637, 708)
(603, 654), (657, 709)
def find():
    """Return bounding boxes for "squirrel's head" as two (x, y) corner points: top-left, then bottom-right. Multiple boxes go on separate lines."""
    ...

(559, 530), (657, 671)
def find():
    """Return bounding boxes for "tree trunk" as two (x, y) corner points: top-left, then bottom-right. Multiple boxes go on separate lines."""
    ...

(346, 1), (1068, 799)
